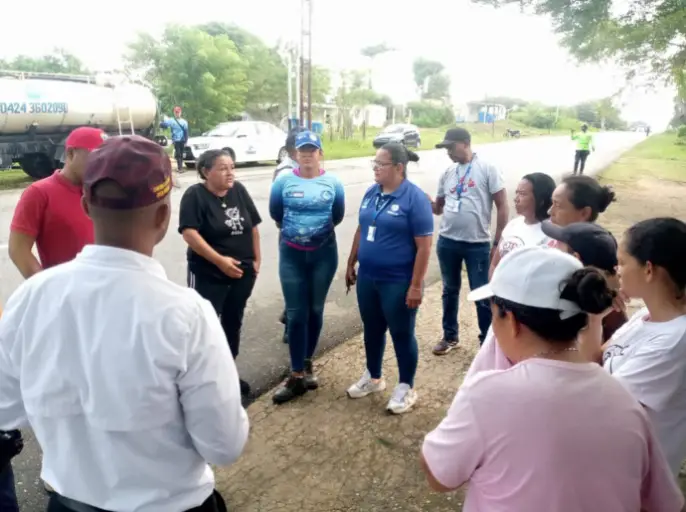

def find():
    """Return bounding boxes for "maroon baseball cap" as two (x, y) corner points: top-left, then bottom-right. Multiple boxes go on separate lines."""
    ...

(66, 127), (107, 152)
(83, 135), (173, 210)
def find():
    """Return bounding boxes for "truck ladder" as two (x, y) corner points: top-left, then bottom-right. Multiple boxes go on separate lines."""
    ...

(113, 86), (135, 135)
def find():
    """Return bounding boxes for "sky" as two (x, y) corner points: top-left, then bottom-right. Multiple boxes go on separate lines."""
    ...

(2, 0), (675, 129)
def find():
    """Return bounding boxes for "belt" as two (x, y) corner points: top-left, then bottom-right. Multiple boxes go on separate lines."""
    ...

(50, 490), (227, 512)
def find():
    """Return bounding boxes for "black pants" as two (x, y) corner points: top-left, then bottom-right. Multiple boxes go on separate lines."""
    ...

(574, 149), (590, 174)
(188, 268), (256, 358)
(174, 141), (185, 171)
(47, 489), (227, 512)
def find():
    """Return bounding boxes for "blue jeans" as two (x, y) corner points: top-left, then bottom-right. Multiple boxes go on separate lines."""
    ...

(0, 464), (19, 512)
(436, 236), (492, 343)
(356, 276), (419, 387)
(280, 238), (338, 372)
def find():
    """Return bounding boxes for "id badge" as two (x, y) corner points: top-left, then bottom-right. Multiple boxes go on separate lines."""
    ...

(446, 197), (461, 213)
(367, 226), (376, 242)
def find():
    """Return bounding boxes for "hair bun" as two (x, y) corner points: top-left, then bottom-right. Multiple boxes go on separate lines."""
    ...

(407, 150), (420, 163)
(569, 268), (615, 314)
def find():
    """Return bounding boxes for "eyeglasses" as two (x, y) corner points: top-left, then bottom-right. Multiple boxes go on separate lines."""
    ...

(371, 160), (393, 168)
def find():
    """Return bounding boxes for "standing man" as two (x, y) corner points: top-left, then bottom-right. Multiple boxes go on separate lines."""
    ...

(160, 106), (189, 173)
(571, 124), (595, 175)
(272, 128), (303, 344)
(0, 135), (248, 512)
(428, 128), (509, 354)
(9, 127), (105, 278)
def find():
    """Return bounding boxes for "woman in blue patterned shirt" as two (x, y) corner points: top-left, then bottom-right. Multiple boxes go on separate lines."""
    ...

(269, 130), (345, 404)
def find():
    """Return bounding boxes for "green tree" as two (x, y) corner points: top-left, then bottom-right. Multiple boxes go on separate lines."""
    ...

(424, 73), (451, 102)
(412, 58), (444, 89)
(125, 25), (250, 134)
(0, 48), (87, 74)
(333, 70), (376, 138)
(472, 0), (686, 96)
(198, 23), (287, 114)
(361, 43), (394, 89)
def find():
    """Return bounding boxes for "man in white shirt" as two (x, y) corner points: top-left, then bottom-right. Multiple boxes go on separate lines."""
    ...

(0, 135), (248, 512)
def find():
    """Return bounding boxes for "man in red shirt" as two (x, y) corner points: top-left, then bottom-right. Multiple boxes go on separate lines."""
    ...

(9, 127), (106, 278)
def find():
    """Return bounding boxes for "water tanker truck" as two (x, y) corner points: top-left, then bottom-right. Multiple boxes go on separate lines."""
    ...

(0, 70), (164, 179)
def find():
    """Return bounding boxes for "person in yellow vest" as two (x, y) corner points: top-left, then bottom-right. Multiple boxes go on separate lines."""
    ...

(571, 124), (595, 175)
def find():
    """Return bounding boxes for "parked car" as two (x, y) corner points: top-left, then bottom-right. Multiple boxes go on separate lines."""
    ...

(183, 121), (288, 169)
(372, 124), (421, 149)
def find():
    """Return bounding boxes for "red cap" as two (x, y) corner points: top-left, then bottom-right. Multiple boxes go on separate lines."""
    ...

(83, 135), (173, 210)
(65, 127), (108, 152)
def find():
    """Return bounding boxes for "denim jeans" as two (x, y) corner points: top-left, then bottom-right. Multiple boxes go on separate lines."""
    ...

(0, 464), (19, 512)
(436, 236), (492, 343)
(356, 276), (419, 387)
(279, 238), (338, 372)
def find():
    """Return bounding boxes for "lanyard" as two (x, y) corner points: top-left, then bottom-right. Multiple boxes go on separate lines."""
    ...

(372, 194), (393, 225)
(455, 162), (473, 199)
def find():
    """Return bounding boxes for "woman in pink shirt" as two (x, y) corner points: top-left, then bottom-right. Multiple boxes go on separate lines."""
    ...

(421, 246), (683, 512)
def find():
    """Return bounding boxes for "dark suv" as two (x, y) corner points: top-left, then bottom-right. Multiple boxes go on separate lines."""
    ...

(372, 124), (421, 149)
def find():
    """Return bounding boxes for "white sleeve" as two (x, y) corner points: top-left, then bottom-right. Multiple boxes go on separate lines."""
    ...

(487, 163), (505, 195)
(422, 385), (484, 489)
(178, 298), (249, 466)
(0, 287), (29, 430)
(611, 333), (686, 412)
(436, 169), (448, 198)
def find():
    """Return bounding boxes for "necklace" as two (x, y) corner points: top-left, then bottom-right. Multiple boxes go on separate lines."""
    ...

(529, 346), (579, 360)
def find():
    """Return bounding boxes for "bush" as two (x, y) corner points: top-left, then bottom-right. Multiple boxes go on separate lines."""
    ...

(678, 125), (686, 139)
(406, 101), (454, 128)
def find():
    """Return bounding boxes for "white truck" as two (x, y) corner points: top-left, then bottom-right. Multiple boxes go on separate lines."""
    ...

(0, 70), (163, 179)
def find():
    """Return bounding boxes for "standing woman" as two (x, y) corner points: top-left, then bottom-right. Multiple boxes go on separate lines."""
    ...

(580, 217), (686, 477)
(179, 149), (262, 395)
(488, 172), (556, 277)
(345, 143), (433, 414)
(269, 131), (345, 405)
(548, 174), (616, 228)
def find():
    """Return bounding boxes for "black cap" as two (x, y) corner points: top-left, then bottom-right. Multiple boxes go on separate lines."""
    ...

(285, 127), (305, 150)
(435, 128), (471, 148)
(541, 221), (618, 272)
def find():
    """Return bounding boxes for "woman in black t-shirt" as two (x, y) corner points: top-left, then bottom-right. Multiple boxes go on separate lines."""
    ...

(179, 149), (262, 395)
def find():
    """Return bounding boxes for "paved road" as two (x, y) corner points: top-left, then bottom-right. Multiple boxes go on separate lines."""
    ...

(4, 131), (644, 510)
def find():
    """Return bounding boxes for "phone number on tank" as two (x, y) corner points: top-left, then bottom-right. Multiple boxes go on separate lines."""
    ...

(0, 102), (69, 114)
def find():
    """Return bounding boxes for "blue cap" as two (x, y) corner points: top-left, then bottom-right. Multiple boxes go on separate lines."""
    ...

(295, 130), (322, 150)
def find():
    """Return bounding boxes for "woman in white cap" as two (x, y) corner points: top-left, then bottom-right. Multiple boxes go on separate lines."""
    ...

(421, 246), (682, 511)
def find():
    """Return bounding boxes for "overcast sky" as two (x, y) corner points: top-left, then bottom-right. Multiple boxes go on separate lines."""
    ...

(2, 0), (674, 129)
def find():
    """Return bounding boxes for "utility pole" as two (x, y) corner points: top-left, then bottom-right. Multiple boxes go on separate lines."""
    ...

(300, 0), (313, 130)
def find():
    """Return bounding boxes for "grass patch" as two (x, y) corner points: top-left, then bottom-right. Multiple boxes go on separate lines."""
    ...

(321, 120), (566, 160)
(600, 132), (686, 183)
(0, 168), (34, 190)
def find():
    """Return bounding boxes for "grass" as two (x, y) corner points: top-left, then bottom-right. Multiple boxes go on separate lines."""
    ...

(0, 167), (34, 190)
(321, 120), (567, 160)
(600, 131), (686, 183)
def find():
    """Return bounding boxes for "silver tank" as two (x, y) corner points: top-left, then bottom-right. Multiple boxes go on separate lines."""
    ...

(0, 71), (157, 134)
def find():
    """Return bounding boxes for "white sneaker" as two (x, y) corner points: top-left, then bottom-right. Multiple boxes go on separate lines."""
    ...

(347, 370), (387, 398)
(386, 383), (417, 414)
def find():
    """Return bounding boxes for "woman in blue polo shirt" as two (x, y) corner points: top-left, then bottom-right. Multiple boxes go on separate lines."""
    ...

(345, 142), (434, 414)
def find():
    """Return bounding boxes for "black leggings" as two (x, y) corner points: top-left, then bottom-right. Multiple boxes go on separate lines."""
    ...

(188, 268), (256, 358)
(574, 149), (590, 174)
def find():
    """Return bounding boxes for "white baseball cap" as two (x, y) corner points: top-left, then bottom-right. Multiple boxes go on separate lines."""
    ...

(468, 246), (584, 319)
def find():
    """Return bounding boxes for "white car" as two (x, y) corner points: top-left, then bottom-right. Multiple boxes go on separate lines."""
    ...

(183, 121), (288, 168)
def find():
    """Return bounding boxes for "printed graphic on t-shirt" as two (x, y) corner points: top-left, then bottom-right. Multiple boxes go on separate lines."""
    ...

(224, 207), (245, 235)
(499, 236), (525, 256)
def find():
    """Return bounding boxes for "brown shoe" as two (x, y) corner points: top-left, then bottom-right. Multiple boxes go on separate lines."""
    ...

(432, 339), (458, 355)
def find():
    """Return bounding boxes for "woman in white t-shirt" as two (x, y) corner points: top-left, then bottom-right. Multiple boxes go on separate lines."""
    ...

(421, 247), (683, 511)
(488, 172), (556, 278)
(580, 217), (686, 477)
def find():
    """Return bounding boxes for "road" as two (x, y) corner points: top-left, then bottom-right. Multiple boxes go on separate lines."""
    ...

(3, 131), (644, 510)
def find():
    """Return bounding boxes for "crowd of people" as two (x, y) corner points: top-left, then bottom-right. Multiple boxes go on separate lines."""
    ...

(0, 121), (684, 511)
